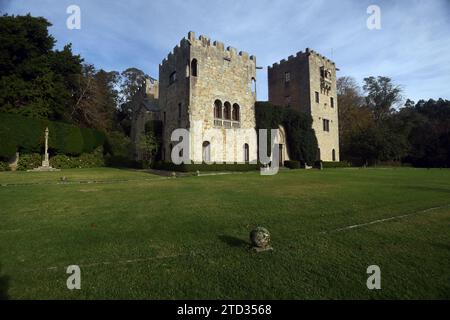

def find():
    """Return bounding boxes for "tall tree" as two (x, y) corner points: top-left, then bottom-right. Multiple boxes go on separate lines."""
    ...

(117, 68), (148, 136)
(363, 76), (402, 122)
(337, 76), (373, 160)
(71, 64), (119, 131)
(0, 14), (83, 121)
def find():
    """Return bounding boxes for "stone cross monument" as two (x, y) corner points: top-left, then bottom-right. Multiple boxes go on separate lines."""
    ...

(42, 127), (50, 167)
(28, 127), (60, 172)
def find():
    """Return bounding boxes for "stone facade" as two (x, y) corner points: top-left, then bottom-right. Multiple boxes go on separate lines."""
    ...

(159, 31), (258, 163)
(268, 49), (340, 161)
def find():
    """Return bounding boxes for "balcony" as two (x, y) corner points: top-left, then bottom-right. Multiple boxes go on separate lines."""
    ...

(214, 119), (240, 128)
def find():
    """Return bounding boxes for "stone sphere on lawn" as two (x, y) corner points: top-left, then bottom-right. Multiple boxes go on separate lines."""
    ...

(250, 227), (271, 248)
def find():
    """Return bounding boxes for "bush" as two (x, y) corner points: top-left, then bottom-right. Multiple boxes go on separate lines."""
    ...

(151, 161), (260, 172)
(105, 131), (133, 158)
(0, 161), (10, 171)
(321, 161), (351, 168)
(284, 160), (302, 169)
(17, 153), (42, 171)
(50, 147), (105, 169)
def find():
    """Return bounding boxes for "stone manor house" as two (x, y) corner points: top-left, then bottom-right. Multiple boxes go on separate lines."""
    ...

(133, 31), (339, 163)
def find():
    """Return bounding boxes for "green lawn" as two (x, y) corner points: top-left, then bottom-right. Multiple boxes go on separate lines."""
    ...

(0, 167), (449, 299)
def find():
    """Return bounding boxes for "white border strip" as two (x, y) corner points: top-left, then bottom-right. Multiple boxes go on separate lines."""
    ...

(320, 204), (450, 234)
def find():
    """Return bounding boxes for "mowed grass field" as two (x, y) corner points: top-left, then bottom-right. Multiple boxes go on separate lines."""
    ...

(0, 167), (449, 299)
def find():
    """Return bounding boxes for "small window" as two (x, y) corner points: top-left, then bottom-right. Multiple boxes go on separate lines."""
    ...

(315, 91), (320, 103)
(284, 72), (291, 83)
(178, 103), (182, 118)
(244, 144), (249, 163)
(224, 102), (231, 120)
(330, 97), (334, 108)
(232, 104), (240, 121)
(285, 96), (291, 106)
(202, 141), (211, 163)
(191, 59), (198, 77)
(214, 100), (222, 119)
(332, 149), (336, 161)
(169, 71), (177, 84)
(251, 77), (256, 93)
(323, 119), (330, 132)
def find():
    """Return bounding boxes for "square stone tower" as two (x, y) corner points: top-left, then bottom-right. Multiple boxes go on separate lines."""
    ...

(159, 31), (258, 163)
(268, 49), (339, 161)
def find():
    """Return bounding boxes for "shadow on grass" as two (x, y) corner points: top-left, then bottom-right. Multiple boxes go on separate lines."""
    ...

(218, 235), (249, 249)
(0, 264), (10, 300)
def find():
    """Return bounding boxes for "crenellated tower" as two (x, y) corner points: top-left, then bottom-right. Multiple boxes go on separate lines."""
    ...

(268, 48), (340, 162)
(159, 31), (258, 163)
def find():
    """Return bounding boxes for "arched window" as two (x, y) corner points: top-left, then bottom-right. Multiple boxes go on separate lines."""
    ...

(232, 103), (240, 121)
(251, 77), (256, 93)
(191, 59), (198, 77)
(169, 71), (177, 84)
(244, 143), (249, 163)
(214, 100), (222, 119)
(224, 102), (231, 120)
(202, 141), (211, 163)
(332, 149), (336, 161)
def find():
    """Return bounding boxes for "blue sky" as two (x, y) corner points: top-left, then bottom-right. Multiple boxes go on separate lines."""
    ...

(2, 0), (450, 102)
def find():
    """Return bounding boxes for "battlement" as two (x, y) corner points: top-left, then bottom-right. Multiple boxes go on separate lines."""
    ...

(268, 48), (335, 69)
(160, 31), (256, 67)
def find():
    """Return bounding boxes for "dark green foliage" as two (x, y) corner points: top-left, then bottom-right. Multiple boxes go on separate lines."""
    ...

(151, 161), (260, 172)
(255, 102), (318, 164)
(322, 161), (351, 168)
(284, 160), (302, 169)
(145, 120), (163, 138)
(0, 161), (10, 171)
(80, 128), (95, 153)
(401, 99), (450, 167)
(0, 14), (83, 121)
(48, 121), (84, 155)
(104, 131), (133, 158)
(17, 153), (41, 171)
(0, 113), (105, 158)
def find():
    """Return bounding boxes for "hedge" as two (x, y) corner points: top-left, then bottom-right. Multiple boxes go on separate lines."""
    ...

(151, 161), (260, 172)
(284, 160), (302, 169)
(0, 113), (106, 158)
(321, 161), (351, 168)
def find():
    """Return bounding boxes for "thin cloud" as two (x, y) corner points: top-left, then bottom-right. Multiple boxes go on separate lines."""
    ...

(3, 0), (450, 101)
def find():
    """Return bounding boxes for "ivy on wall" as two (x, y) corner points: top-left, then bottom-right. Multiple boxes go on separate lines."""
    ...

(255, 102), (318, 164)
